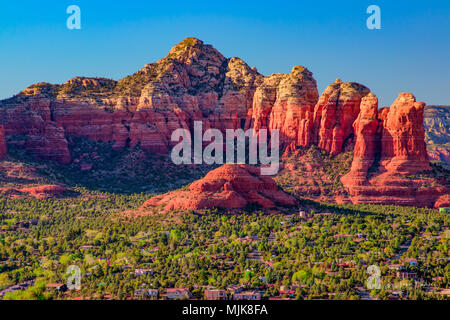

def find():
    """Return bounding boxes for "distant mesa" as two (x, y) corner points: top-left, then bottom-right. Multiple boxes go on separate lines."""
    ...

(424, 105), (450, 163)
(141, 164), (296, 212)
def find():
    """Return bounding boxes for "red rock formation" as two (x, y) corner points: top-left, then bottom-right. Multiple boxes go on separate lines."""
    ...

(1, 96), (71, 163)
(267, 66), (319, 148)
(141, 164), (296, 212)
(1, 38), (316, 163)
(15, 185), (67, 199)
(341, 93), (379, 186)
(341, 93), (446, 208)
(250, 66), (319, 149)
(313, 79), (370, 155)
(0, 38), (266, 161)
(25, 122), (71, 164)
(0, 125), (6, 159)
(251, 74), (284, 133)
(0, 37), (446, 209)
(0, 39), (318, 163)
(380, 93), (431, 174)
(344, 173), (448, 208)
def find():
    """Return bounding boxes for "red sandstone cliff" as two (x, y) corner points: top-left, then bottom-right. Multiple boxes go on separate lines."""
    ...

(0, 40), (367, 163)
(0, 38), (265, 162)
(313, 79), (371, 156)
(1, 96), (71, 163)
(250, 66), (319, 150)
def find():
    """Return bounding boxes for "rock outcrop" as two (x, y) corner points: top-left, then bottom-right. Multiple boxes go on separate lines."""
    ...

(380, 93), (431, 174)
(0, 125), (6, 159)
(19, 185), (67, 199)
(341, 93), (447, 207)
(0, 185), (66, 199)
(1, 96), (71, 163)
(340, 93), (379, 185)
(141, 164), (296, 211)
(313, 79), (370, 155)
(434, 194), (450, 209)
(250, 66), (319, 149)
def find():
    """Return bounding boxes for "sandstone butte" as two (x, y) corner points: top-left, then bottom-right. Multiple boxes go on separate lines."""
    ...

(0, 37), (447, 208)
(140, 164), (296, 212)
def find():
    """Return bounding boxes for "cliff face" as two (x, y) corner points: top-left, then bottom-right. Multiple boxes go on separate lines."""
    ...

(424, 105), (450, 163)
(0, 38), (266, 163)
(262, 66), (318, 150)
(0, 37), (446, 208)
(313, 80), (370, 156)
(0, 38), (321, 163)
(1, 96), (71, 163)
(0, 125), (6, 159)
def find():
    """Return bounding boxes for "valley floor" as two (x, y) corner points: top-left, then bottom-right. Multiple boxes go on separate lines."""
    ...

(0, 194), (448, 300)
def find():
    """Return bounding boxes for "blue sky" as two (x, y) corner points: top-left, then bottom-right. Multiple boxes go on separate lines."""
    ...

(1, 0), (449, 107)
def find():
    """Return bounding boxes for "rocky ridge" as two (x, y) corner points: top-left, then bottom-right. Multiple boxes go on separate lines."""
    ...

(0, 37), (447, 208)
